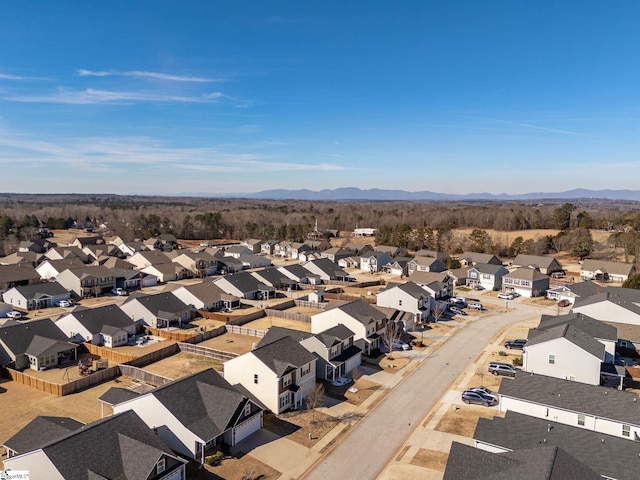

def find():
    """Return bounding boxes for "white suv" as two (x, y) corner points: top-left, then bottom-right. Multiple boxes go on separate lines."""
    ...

(497, 292), (514, 300)
(6, 311), (22, 319)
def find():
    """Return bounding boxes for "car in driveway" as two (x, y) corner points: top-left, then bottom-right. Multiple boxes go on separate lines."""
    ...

(467, 386), (497, 400)
(58, 299), (74, 308)
(461, 390), (497, 406)
(497, 292), (515, 300)
(331, 377), (352, 387)
(468, 302), (483, 310)
(112, 288), (129, 296)
(557, 299), (571, 308)
(488, 362), (519, 377)
(449, 306), (467, 316)
(504, 339), (527, 350)
(6, 311), (22, 320)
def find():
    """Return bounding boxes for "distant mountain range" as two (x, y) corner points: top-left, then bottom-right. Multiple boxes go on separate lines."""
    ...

(232, 188), (640, 202)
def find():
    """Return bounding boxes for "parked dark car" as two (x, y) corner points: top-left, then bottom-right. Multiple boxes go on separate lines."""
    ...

(504, 339), (527, 350)
(461, 390), (497, 406)
(467, 386), (497, 401)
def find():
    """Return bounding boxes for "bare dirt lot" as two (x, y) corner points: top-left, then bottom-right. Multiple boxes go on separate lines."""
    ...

(198, 332), (261, 354)
(142, 352), (224, 379)
(0, 375), (142, 454)
(410, 448), (449, 471)
(200, 453), (282, 480)
(262, 409), (342, 448)
(242, 316), (311, 333)
(344, 378), (380, 405)
(434, 406), (504, 437)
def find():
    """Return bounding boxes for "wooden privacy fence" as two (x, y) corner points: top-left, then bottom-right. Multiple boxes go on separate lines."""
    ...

(83, 343), (137, 363)
(145, 326), (200, 342)
(177, 342), (239, 361)
(264, 308), (311, 323)
(325, 292), (376, 304)
(180, 325), (227, 345)
(294, 299), (328, 310)
(2, 365), (120, 397)
(125, 343), (180, 368)
(119, 364), (173, 387)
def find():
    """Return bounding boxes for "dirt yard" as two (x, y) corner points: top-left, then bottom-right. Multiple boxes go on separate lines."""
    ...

(434, 406), (504, 437)
(142, 352), (224, 379)
(262, 409), (342, 448)
(200, 453), (282, 480)
(242, 316), (311, 333)
(379, 354), (412, 373)
(198, 332), (261, 354)
(344, 378), (380, 405)
(0, 375), (143, 452)
(410, 448), (449, 471)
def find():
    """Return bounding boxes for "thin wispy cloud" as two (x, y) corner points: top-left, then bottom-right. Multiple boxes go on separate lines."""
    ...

(77, 69), (218, 82)
(4, 88), (227, 104)
(0, 73), (47, 81)
(496, 120), (584, 136)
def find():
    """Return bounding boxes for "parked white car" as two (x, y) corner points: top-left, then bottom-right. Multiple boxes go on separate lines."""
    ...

(497, 292), (514, 300)
(58, 299), (73, 308)
(112, 288), (129, 296)
(6, 311), (22, 319)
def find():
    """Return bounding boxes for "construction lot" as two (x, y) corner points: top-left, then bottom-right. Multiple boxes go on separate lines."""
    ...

(142, 352), (224, 378)
(242, 315), (312, 333)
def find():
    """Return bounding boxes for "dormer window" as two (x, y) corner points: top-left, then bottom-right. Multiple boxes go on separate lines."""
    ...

(244, 403), (251, 416)
(157, 458), (165, 474)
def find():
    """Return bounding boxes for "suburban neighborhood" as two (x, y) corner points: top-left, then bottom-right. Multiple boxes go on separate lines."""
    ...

(1, 223), (639, 480)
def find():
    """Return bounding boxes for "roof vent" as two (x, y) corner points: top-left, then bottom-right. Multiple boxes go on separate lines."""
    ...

(605, 392), (608, 396)
(543, 438), (546, 443)
(602, 439), (605, 443)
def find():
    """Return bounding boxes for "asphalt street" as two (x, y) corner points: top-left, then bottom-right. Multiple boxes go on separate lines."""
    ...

(303, 301), (547, 480)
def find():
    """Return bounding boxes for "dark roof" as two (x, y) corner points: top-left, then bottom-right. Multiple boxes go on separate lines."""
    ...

(124, 293), (189, 315)
(62, 304), (136, 334)
(303, 258), (349, 278)
(252, 336), (316, 375)
(279, 263), (313, 279)
(99, 387), (142, 406)
(179, 282), (230, 303)
(382, 281), (429, 299)
(147, 369), (251, 441)
(0, 264), (41, 283)
(581, 259), (635, 276)
(314, 324), (355, 347)
(469, 263), (509, 275)
(474, 411), (640, 480)
(8, 281), (69, 298)
(337, 299), (388, 325)
(37, 410), (183, 480)
(3, 416), (84, 454)
(566, 281), (606, 298)
(258, 326), (313, 347)
(251, 267), (297, 287)
(0, 318), (73, 358)
(498, 372), (640, 426)
(504, 267), (550, 282)
(444, 441), (600, 480)
(526, 323), (605, 359)
(459, 252), (503, 264)
(217, 272), (274, 294)
(536, 313), (617, 341)
(512, 254), (561, 270)
(573, 287), (640, 315)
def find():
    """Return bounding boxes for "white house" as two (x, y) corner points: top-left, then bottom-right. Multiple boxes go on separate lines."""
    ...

(2, 282), (70, 310)
(580, 259), (636, 283)
(311, 299), (388, 355)
(55, 304), (137, 347)
(171, 282), (238, 312)
(111, 369), (263, 462)
(572, 287), (640, 327)
(499, 373), (640, 442)
(502, 268), (550, 298)
(512, 254), (564, 276)
(407, 256), (446, 276)
(360, 251), (393, 273)
(546, 281), (606, 305)
(376, 281), (431, 325)
(466, 263), (509, 291)
(120, 293), (192, 328)
(223, 336), (317, 414)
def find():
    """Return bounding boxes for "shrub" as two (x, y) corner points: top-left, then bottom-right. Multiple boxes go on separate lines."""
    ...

(512, 357), (523, 367)
(498, 351), (507, 356)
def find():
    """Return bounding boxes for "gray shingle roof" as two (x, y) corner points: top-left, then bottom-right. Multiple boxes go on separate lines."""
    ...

(337, 299), (388, 325)
(40, 410), (183, 480)
(8, 281), (69, 299)
(303, 258), (349, 278)
(0, 318), (73, 358)
(566, 281), (605, 298)
(573, 287), (640, 315)
(218, 272), (274, 294)
(525, 323), (605, 359)
(444, 441), (600, 480)
(148, 369), (252, 441)
(581, 259), (635, 276)
(513, 254), (561, 270)
(257, 326), (314, 347)
(474, 411), (640, 480)
(314, 324), (355, 347)
(98, 387), (141, 406)
(536, 313), (617, 341)
(498, 372), (640, 426)
(504, 267), (550, 281)
(470, 263), (509, 275)
(64, 304), (136, 335)
(123, 293), (189, 316)
(252, 336), (316, 376)
(3, 416), (84, 454)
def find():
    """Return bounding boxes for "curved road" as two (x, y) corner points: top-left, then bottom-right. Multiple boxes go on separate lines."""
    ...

(303, 301), (546, 480)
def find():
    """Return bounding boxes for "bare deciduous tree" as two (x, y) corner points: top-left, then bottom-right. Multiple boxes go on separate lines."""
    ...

(305, 382), (326, 429)
(431, 301), (447, 324)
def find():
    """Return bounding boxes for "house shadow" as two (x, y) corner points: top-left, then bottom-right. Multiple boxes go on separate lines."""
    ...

(262, 412), (301, 438)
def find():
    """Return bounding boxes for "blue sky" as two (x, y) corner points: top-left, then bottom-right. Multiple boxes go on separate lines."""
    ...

(1, 1), (639, 195)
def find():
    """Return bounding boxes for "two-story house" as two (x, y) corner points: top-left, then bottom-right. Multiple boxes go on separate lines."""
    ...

(512, 254), (564, 276)
(376, 281), (432, 325)
(502, 268), (550, 298)
(407, 256), (446, 276)
(360, 251), (393, 273)
(224, 336), (317, 414)
(55, 265), (116, 298)
(466, 263), (509, 291)
(120, 293), (192, 328)
(55, 304), (137, 347)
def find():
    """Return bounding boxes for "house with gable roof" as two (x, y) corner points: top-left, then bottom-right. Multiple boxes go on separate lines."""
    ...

(0, 264), (45, 293)
(572, 287), (640, 328)
(407, 256), (446, 276)
(502, 267), (550, 298)
(409, 271), (454, 299)
(214, 271), (276, 300)
(251, 267), (299, 291)
(3, 410), (187, 479)
(111, 369), (263, 462)
(55, 265), (116, 298)
(471, 412), (634, 480)
(302, 257), (351, 282)
(512, 254), (564, 276)
(311, 299), (388, 355)
(376, 281), (432, 324)
(258, 325), (362, 383)
(54, 304), (137, 347)
(224, 336), (317, 414)
(466, 263), (509, 291)
(458, 252), (503, 267)
(360, 251), (393, 273)
(498, 372), (640, 441)
(3, 416), (84, 458)
(171, 251), (218, 277)
(2, 282), (70, 310)
(546, 280), (606, 305)
(523, 313), (617, 385)
(171, 281), (240, 312)
(120, 293), (192, 328)
(581, 259), (636, 283)
(278, 264), (321, 285)
(0, 318), (77, 371)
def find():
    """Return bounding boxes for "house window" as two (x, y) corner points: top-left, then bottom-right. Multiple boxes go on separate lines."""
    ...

(623, 425), (631, 437)
(301, 363), (311, 376)
(253, 374), (259, 384)
(398, 299), (402, 306)
(578, 415), (585, 426)
(244, 403), (251, 416)
(279, 393), (290, 409)
(283, 374), (292, 388)
(548, 355), (555, 365)
(157, 458), (165, 474)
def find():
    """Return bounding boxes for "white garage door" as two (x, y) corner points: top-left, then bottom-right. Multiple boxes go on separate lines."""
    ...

(234, 414), (262, 444)
(161, 466), (184, 480)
